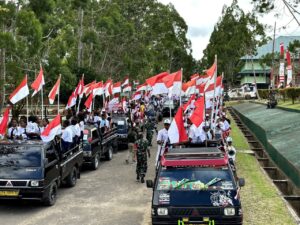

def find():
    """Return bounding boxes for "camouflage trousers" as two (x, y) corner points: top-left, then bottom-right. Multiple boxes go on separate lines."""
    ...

(146, 132), (153, 145)
(136, 154), (147, 177)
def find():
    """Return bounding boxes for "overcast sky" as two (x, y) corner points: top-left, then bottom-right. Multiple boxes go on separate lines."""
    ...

(158, 0), (300, 60)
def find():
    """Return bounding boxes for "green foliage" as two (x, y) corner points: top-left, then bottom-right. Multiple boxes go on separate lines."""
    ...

(200, 0), (267, 83)
(252, 0), (298, 13)
(258, 89), (269, 99)
(285, 87), (300, 104)
(0, 0), (197, 105)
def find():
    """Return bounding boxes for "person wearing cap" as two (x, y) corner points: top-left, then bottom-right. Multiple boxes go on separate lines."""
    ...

(155, 119), (170, 166)
(225, 136), (236, 163)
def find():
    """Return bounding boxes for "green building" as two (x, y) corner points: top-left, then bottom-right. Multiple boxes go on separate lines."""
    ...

(237, 36), (300, 89)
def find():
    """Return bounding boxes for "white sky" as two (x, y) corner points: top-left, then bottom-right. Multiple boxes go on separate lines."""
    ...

(158, 0), (300, 60)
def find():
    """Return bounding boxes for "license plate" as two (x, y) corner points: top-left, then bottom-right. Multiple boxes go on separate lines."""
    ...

(0, 190), (19, 197)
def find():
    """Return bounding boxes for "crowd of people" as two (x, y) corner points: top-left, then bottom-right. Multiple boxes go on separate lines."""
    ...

(4, 94), (236, 183)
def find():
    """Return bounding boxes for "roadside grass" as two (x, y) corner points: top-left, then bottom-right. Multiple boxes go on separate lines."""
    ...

(229, 113), (295, 225)
(278, 99), (300, 110)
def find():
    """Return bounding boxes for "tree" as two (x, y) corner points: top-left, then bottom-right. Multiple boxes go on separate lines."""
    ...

(252, 0), (299, 13)
(200, 0), (268, 84)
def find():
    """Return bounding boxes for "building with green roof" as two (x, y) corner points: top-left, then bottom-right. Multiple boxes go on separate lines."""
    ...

(237, 36), (300, 89)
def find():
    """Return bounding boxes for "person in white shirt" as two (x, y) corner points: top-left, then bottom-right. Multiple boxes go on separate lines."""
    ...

(61, 120), (73, 152)
(17, 119), (27, 140)
(93, 112), (101, 127)
(155, 119), (170, 166)
(99, 113), (109, 133)
(26, 116), (39, 139)
(225, 137), (236, 163)
(7, 118), (18, 139)
(71, 118), (81, 144)
(214, 116), (225, 141)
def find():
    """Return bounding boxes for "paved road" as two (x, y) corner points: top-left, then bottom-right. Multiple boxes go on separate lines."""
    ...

(0, 139), (157, 225)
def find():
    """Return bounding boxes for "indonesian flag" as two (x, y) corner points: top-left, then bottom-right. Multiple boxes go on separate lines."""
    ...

(137, 83), (147, 92)
(41, 114), (61, 142)
(84, 92), (94, 112)
(196, 74), (210, 85)
(206, 62), (217, 77)
(84, 81), (96, 96)
(204, 76), (222, 99)
(93, 81), (104, 96)
(204, 62), (217, 91)
(183, 79), (196, 96)
(183, 94), (196, 113)
(104, 79), (113, 97)
(132, 91), (142, 100)
(122, 76), (129, 87)
(168, 107), (188, 144)
(189, 97), (205, 127)
(163, 70), (182, 97)
(75, 75), (84, 98)
(146, 72), (169, 95)
(112, 82), (121, 94)
(48, 75), (61, 104)
(9, 75), (30, 104)
(190, 74), (199, 80)
(280, 42), (284, 57)
(123, 84), (132, 92)
(66, 92), (77, 109)
(31, 67), (45, 96)
(0, 107), (10, 135)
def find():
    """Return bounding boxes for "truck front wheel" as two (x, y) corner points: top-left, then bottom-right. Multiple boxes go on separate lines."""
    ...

(105, 146), (113, 161)
(91, 153), (100, 170)
(43, 182), (58, 206)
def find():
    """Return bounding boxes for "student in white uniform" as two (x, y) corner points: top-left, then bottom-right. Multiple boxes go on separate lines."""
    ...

(17, 119), (28, 140)
(7, 118), (18, 139)
(225, 137), (236, 162)
(99, 113), (109, 133)
(26, 116), (39, 139)
(61, 120), (73, 152)
(155, 119), (170, 166)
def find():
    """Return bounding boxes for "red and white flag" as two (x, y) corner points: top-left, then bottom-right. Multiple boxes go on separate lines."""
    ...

(112, 82), (121, 94)
(108, 97), (119, 112)
(132, 91), (142, 100)
(84, 92), (94, 112)
(123, 84), (132, 92)
(104, 79), (113, 97)
(280, 42), (284, 57)
(122, 76), (129, 87)
(182, 94), (196, 113)
(41, 114), (61, 142)
(204, 76), (222, 99)
(66, 92), (77, 109)
(196, 74), (210, 85)
(190, 74), (199, 80)
(75, 75), (85, 98)
(93, 81), (104, 96)
(48, 75), (61, 104)
(137, 83), (147, 92)
(204, 62), (217, 91)
(168, 107), (188, 144)
(163, 70), (182, 97)
(83, 81), (96, 96)
(122, 97), (127, 112)
(31, 67), (45, 97)
(183, 79), (196, 96)
(9, 75), (30, 104)
(189, 97), (205, 127)
(146, 72), (169, 95)
(0, 107), (10, 135)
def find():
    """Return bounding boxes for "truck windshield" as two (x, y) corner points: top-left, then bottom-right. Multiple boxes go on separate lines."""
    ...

(157, 167), (235, 191)
(0, 145), (42, 167)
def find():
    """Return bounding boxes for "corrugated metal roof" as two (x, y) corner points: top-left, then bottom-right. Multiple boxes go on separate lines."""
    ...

(241, 36), (300, 60)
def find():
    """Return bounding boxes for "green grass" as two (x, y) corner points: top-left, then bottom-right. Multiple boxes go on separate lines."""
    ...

(229, 114), (296, 225)
(278, 99), (300, 110)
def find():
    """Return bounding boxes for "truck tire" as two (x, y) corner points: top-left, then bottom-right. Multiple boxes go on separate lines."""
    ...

(105, 146), (113, 161)
(43, 182), (58, 206)
(91, 153), (100, 170)
(65, 167), (78, 187)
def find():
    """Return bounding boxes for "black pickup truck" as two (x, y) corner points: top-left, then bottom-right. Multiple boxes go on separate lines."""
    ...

(0, 139), (83, 206)
(111, 114), (129, 148)
(82, 126), (118, 170)
(147, 147), (245, 225)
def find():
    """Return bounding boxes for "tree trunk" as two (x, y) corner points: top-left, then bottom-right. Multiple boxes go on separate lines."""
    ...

(77, 7), (84, 68)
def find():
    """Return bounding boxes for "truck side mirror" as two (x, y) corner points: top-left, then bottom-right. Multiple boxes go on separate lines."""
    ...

(146, 180), (153, 188)
(238, 178), (245, 187)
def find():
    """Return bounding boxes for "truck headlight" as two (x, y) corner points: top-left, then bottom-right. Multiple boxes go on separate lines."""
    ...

(30, 180), (39, 187)
(157, 207), (168, 216)
(224, 208), (235, 216)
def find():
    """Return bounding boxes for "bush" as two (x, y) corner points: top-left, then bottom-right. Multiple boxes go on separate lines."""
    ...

(279, 89), (286, 102)
(258, 89), (269, 99)
(285, 88), (300, 104)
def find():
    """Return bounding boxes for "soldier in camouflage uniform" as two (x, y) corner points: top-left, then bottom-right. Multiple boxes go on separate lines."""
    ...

(135, 133), (150, 183)
(144, 118), (157, 146)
